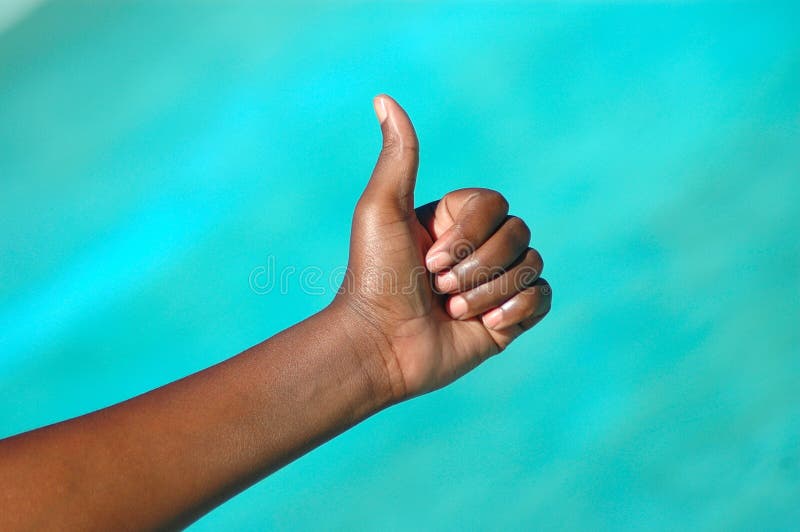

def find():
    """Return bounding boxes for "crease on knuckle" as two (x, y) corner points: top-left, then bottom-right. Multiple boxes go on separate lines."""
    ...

(382, 135), (418, 158)
(381, 135), (400, 156)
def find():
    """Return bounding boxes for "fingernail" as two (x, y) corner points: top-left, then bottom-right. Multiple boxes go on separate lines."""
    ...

(426, 252), (449, 272)
(483, 308), (503, 329)
(373, 96), (388, 124)
(448, 295), (468, 319)
(437, 271), (458, 292)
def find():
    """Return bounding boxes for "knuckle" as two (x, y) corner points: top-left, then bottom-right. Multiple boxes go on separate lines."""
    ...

(354, 195), (396, 224)
(536, 278), (552, 298)
(353, 196), (370, 218)
(382, 135), (418, 158)
(354, 195), (378, 217)
(381, 135), (400, 156)
(403, 140), (420, 154)
(481, 189), (509, 213)
(513, 250), (541, 288)
(506, 216), (531, 246)
(525, 247), (544, 275)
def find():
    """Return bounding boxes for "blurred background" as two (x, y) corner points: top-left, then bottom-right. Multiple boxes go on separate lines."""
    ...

(1, 1), (798, 529)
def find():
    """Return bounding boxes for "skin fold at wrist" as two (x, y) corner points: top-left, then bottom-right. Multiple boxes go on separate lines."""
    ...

(325, 298), (408, 407)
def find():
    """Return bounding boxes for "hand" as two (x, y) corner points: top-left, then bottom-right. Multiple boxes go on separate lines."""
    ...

(334, 95), (551, 400)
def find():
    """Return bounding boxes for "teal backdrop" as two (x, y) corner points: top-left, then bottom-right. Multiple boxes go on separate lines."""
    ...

(1, 2), (798, 530)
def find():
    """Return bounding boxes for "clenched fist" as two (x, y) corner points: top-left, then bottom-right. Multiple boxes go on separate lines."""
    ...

(334, 95), (551, 400)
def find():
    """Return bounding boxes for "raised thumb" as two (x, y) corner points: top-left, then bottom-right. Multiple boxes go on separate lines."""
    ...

(362, 94), (419, 213)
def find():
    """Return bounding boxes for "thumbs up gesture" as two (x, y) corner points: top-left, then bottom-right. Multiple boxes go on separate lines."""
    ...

(335, 95), (551, 400)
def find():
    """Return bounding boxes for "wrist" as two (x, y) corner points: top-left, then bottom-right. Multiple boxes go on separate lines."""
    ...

(324, 298), (407, 407)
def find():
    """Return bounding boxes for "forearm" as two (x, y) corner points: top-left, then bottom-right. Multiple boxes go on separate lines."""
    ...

(0, 303), (395, 530)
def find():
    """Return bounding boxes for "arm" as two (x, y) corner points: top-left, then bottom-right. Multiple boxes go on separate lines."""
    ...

(0, 95), (551, 530)
(1, 306), (394, 530)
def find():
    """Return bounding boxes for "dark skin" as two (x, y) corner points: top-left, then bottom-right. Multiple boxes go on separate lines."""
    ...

(0, 95), (551, 530)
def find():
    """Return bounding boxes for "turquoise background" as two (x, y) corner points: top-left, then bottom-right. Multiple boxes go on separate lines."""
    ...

(1, 1), (798, 529)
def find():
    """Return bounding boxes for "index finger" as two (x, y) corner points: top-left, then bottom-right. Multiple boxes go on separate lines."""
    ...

(422, 188), (509, 272)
